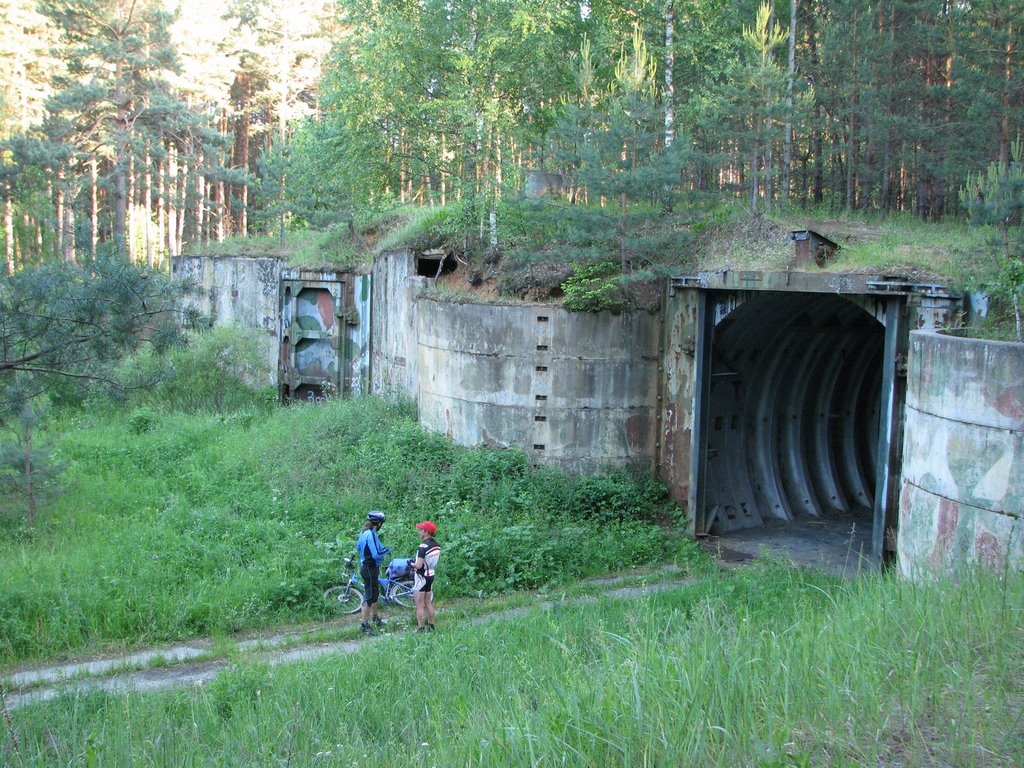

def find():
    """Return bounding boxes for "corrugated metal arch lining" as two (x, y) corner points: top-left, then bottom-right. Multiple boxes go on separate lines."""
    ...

(705, 292), (884, 534)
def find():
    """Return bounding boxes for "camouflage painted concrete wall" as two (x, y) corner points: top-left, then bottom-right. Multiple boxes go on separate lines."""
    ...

(416, 297), (661, 472)
(348, 274), (372, 394)
(658, 285), (700, 517)
(172, 255), (283, 380)
(899, 331), (1024, 577)
(370, 250), (429, 395)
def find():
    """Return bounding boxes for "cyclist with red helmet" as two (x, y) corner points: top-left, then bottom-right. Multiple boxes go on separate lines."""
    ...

(410, 520), (441, 632)
(357, 510), (391, 634)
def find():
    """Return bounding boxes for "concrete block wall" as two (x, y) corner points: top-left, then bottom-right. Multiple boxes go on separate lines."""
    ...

(899, 331), (1024, 577)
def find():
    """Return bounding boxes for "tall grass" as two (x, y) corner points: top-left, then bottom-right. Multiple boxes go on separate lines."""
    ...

(0, 397), (683, 665)
(8, 563), (1022, 766)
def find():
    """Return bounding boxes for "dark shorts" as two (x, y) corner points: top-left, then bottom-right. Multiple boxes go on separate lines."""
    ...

(361, 561), (380, 605)
(413, 573), (434, 593)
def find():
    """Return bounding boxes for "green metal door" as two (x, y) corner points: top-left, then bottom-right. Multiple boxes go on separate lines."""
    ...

(279, 278), (347, 402)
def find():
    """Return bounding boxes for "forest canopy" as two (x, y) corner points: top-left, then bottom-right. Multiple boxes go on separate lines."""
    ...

(0, 0), (1021, 270)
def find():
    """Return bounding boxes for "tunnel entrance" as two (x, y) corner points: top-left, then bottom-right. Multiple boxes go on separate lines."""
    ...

(705, 292), (882, 533)
(703, 292), (882, 572)
(666, 272), (962, 570)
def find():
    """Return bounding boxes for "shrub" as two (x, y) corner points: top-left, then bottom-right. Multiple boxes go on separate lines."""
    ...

(126, 406), (159, 435)
(562, 261), (626, 312)
(117, 325), (272, 413)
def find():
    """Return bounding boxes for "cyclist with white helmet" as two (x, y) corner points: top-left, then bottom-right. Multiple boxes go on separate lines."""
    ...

(356, 509), (391, 634)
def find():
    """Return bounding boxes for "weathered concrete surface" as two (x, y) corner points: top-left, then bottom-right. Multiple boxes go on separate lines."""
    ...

(416, 297), (661, 472)
(699, 512), (874, 578)
(172, 255), (283, 378)
(899, 331), (1024, 577)
(371, 250), (428, 395)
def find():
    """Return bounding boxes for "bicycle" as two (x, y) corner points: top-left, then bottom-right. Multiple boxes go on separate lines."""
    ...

(323, 556), (415, 614)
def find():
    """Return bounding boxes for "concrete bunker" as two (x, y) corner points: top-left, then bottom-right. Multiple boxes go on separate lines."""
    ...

(666, 272), (962, 567)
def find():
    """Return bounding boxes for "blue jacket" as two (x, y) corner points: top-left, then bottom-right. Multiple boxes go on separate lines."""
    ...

(357, 527), (390, 566)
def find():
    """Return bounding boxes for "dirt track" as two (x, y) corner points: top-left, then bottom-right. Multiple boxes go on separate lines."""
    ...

(2, 568), (692, 710)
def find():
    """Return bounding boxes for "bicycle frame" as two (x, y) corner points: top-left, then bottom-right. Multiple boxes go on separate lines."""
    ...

(331, 556), (413, 608)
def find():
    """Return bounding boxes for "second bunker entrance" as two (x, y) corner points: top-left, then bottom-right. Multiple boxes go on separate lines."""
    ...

(665, 272), (961, 567)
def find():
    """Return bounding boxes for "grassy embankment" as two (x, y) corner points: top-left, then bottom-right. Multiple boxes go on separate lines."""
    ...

(5, 562), (1022, 766)
(0, 395), (684, 666)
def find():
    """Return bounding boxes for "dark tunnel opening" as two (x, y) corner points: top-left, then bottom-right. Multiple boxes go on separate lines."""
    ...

(702, 292), (884, 536)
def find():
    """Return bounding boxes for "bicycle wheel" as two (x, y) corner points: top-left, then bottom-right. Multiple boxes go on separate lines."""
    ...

(323, 584), (364, 614)
(387, 580), (414, 608)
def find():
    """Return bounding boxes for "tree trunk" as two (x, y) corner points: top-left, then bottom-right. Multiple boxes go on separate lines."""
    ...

(664, 0), (675, 149)
(806, 0), (824, 205)
(4, 188), (14, 274)
(22, 419), (35, 531)
(63, 194), (74, 263)
(127, 153), (136, 262)
(55, 174), (64, 261)
(114, 159), (128, 258)
(783, 0), (796, 204)
(167, 147), (178, 257)
(440, 132), (447, 206)
(145, 148), (153, 266)
(157, 156), (166, 268)
(195, 157), (204, 248)
(489, 127), (501, 254)
(179, 159), (190, 252)
(751, 124), (761, 214)
(846, 103), (857, 212)
(113, 55), (129, 258)
(1001, 18), (1015, 164)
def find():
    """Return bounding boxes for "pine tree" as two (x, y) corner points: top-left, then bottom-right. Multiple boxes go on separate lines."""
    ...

(961, 139), (1024, 340)
(553, 27), (693, 271)
(39, 0), (225, 261)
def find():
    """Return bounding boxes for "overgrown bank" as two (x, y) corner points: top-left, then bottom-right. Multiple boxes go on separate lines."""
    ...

(7, 563), (1022, 766)
(0, 396), (683, 666)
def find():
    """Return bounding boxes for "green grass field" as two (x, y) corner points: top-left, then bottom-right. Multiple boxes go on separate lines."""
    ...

(0, 396), (683, 666)
(5, 562), (1021, 766)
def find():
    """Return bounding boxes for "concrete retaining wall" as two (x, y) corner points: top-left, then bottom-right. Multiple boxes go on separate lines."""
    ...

(371, 250), (429, 395)
(898, 331), (1024, 577)
(416, 297), (661, 472)
(173, 255), (283, 379)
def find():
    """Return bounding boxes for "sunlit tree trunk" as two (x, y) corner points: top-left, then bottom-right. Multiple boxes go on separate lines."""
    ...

(4, 187), (14, 274)
(167, 146), (178, 257)
(90, 157), (98, 260)
(145, 148), (153, 266)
